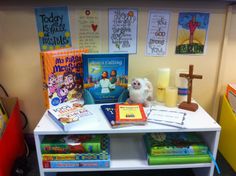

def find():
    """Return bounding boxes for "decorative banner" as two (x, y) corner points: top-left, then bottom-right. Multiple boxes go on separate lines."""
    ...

(109, 9), (138, 54)
(175, 12), (210, 54)
(146, 11), (170, 56)
(35, 6), (72, 51)
(78, 9), (101, 53)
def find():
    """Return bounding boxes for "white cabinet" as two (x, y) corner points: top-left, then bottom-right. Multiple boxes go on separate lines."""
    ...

(34, 104), (221, 176)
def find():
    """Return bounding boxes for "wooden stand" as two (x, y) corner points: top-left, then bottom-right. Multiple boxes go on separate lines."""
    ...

(178, 65), (202, 112)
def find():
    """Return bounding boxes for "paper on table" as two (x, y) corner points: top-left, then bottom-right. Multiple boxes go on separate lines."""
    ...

(145, 106), (186, 128)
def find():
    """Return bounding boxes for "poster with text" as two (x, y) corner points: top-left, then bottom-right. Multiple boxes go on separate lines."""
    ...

(176, 12), (209, 55)
(109, 9), (138, 54)
(35, 6), (72, 51)
(146, 11), (170, 56)
(78, 9), (101, 53)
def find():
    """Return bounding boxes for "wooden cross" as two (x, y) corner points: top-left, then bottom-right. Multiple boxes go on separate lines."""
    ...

(178, 65), (203, 112)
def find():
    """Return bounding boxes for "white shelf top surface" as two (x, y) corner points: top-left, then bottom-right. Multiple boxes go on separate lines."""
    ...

(34, 103), (221, 135)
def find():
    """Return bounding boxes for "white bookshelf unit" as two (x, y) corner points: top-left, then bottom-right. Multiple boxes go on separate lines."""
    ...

(34, 103), (221, 176)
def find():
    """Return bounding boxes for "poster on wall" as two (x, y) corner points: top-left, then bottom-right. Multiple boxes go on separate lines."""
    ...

(78, 9), (101, 53)
(108, 8), (138, 54)
(175, 12), (210, 55)
(146, 11), (170, 56)
(35, 6), (72, 51)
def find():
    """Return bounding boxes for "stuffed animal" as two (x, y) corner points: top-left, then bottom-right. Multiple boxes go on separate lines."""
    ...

(127, 78), (153, 107)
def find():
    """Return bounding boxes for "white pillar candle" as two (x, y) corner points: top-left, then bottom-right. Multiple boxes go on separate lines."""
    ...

(175, 69), (188, 104)
(157, 68), (170, 88)
(165, 87), (178, 107)
(156, 68), (170, 102)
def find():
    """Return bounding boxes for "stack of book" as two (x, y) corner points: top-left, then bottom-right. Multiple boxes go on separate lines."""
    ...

(41, 134), (110, 168)
(144, 133), (211, 165)
(101, 104), (147, 128)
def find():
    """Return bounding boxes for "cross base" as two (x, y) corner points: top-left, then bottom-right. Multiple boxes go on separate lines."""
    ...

(178, 101), (199, 112)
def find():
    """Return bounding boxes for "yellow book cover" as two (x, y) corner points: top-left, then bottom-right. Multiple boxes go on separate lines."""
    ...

(40, 48), (88, 109)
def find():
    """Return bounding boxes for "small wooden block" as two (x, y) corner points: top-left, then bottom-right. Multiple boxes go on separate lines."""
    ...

(178, 101), (199, 112)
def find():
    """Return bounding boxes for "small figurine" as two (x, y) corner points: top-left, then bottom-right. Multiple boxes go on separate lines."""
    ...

(127, 78), (153, 107)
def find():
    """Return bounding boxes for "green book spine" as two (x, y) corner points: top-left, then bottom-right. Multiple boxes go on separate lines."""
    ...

(148, 154), (211, 165)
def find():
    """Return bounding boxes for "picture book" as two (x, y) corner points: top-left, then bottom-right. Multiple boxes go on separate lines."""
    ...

(42, 134), (110, 161)
(115, 104), (147, 124)
(83, 53), (129, 104)
(42, 159), (110, 168)
(41, 134), (104, 154)
(100, 104), (131, 128)
(40, 48), (88, 109)
(144, 133), (208, 156)
(47, 99), (95, 131)
(35, 6), (72, 51)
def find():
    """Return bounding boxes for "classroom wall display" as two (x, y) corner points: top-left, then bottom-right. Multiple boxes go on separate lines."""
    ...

(146, 11), (170, 56)
(35, 6), (72, 51)
(78, 9), (101, 53)
(175, 12), (210, 55)
(108, 9), (138, 54)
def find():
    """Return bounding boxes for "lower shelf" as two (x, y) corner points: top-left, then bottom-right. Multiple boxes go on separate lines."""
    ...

(42, 134), (212, 172)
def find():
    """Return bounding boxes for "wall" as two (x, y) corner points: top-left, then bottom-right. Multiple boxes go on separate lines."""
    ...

(0, 0), (228, 132)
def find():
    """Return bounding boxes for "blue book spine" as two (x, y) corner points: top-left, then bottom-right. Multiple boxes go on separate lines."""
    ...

(43, 159), (110, 168)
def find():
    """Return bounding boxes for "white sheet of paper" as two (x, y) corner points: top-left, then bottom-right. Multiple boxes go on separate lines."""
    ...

(108, 9), (138, 54)
(145, 106), (186, 128)
(146, 11), (170, 56)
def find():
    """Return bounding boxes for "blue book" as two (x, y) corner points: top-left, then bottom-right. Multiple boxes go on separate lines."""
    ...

(35, 6), (72, 51)
(82, 53), (129, 104)
(43, 159), (110, 168)
(100, 104), (130, 128)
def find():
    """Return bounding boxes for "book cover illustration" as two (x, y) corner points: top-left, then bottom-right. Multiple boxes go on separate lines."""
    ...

(41, 134), (103, 154)
(83, 53), (129, 104)
(42, 134), (110, 161)
(40, 48), (88, 109)
(144, 133), (208, 156)
(115, 104), (147, 124)
(47, 99), (95, 131)
(100, 104), (131, 128)
(175, 12), (210, 54)
(35, 6), (72, 51)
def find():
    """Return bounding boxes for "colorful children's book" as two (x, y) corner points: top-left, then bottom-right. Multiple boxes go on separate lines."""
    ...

(100, 104), (131, 128)
(47, 99), (95, 131)
(35, 6), (72, 51)
(42, 134), (110, 161)
(42, 159), (110, 168)
(82, 53), (129, 104)
(41, 134), (103, 154)
(147, 153), (211, 165)
(40, 48), (88, 109)
(144, 133), (208, 156)
(115, 104), (147, 124)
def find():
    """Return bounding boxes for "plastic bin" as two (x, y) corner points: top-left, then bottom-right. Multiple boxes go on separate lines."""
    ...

(219, 95), (236, 172)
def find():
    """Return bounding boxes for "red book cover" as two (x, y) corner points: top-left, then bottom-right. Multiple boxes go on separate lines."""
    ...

(115, 104), (147, 124)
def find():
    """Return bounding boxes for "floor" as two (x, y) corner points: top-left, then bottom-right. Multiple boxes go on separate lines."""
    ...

(24, 149), (235, 176)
